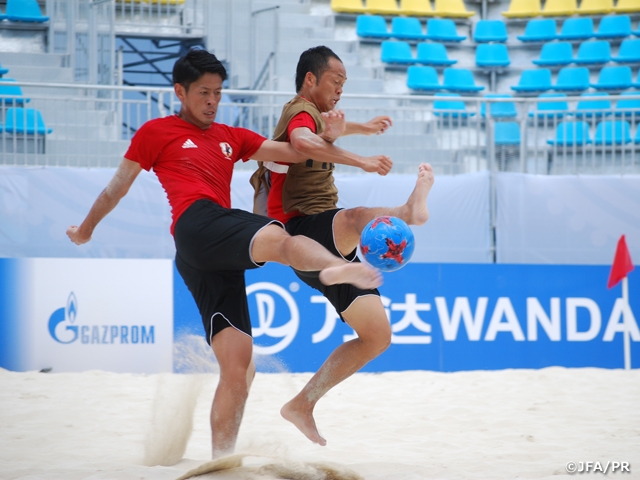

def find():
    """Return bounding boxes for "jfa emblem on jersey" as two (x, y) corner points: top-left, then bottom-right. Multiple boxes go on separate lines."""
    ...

(219, 142), (233, 159)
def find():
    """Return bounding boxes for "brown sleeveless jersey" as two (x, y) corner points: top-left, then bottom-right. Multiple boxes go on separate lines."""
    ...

(250, 96), (339, 216)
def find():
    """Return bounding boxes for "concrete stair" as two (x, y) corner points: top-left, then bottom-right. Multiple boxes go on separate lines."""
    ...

(0, 52), (72, 84)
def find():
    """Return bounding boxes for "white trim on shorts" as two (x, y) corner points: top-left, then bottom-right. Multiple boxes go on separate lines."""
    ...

(209, 312), (252, 344)
(331, 210), (357, 263)
(248, 219), (285, 267)
(341, 293), (381, 316)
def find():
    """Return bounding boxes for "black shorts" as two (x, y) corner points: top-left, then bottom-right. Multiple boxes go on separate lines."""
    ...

(174, 199), (282, 344)
(285, 209), (380, 319)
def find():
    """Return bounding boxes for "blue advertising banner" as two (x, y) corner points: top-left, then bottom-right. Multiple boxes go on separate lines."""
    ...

(174, 262), (640, 372)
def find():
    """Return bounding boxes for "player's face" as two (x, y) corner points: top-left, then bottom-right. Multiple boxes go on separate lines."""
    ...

(309, 58), (346, 113)
(175, 73), (223, 129)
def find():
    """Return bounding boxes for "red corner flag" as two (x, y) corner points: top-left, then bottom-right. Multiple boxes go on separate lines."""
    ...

(608, 235), (634, 289)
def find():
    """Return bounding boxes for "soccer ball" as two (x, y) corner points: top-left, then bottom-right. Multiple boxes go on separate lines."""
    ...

(359, 216), (415, 272)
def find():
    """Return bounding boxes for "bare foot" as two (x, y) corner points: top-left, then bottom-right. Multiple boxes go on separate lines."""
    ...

(318, 262), (383, 289)
(402, 163), (434, 226)
(281, 400), (327, 446)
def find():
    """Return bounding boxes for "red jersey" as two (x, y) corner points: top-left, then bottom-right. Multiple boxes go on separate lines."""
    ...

(267, 111), (317, 223)
(125, 115), (265, 235)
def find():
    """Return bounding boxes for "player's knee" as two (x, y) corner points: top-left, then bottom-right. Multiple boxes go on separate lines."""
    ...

(372, 327), (392, 354)
(253, 224), (291, 264)
(360, 322), (391, 356)
(340, 207), (367, 228)
(219, 359), (253, 388)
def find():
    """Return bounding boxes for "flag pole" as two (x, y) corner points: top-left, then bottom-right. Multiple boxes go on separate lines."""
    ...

(623, 276), (631, 370)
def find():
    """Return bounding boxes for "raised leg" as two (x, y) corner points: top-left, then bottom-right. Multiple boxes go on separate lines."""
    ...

(252, 225), (382, 290)
(333, 162), (434, 256)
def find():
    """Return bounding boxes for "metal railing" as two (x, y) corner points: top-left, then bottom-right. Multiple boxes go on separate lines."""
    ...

(1, 80), (639, 175)
(47, 0), (116, 84)
(249, 5), (279, 91)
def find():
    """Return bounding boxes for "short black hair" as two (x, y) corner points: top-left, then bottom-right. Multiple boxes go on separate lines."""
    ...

(295, 46), (342, 93)
(172, 48), (227, 91)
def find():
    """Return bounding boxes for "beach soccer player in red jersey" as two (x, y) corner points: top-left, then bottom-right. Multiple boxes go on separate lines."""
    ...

(251, 46), (435, 447)
(66, 48), (394, 459)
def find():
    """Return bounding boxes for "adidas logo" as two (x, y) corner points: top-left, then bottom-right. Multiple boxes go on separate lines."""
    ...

(182, 139), (197, 149)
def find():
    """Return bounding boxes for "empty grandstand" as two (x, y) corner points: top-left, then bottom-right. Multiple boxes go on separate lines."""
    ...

(0, 0), (639, 175)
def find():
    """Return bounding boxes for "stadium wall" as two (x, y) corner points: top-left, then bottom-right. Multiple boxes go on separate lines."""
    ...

(0, 167), (639, 373)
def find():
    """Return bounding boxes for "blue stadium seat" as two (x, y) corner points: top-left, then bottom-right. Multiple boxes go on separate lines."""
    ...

(494, 122), (521, 145)
(557, 17), (594, 40)
(443, 68), (485, 92)
(473, 20), (509, 43)
(356, 15), (392, 39)
(594, 120), (632, 144)
(595, 15), (631, 39)
(574, 41), (611, 65)
(511, 68), (553, 92)
(529, 93), (569, 118)
(574, 92), (613, 117)
(615, 92), (640, 117)
(5, 0), (49, 22)
(407, 65), (443, 91)
(553, 67), (590, 91)
(433, 93), (475, 117)
(0, 78), (30, 105)
(3, 108), (52, 134)
(532, 42), (573, 66)
(547, 121), (593, 145)
(517, 19), (557, 42)
(416, 43), (457, 66)
(591, 65), (633, 90)
(425, 19), (467, 42)
(635, 126), (640, 143)
(481, 94), (518, 118)
(0, 64), (8, 76)
(612, 39), (640, 63)
(391, 17), (427, 40)
(635, 70), (640, 88)
(381, 41), (416, 64)
(475, 44), (510, 68)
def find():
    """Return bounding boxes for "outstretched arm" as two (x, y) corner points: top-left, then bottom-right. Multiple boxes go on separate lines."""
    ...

(66, 158), (142, 245)
(288, 126), (392, 175)
(343, 115), (392, 136)
(251, 136), (391, 176)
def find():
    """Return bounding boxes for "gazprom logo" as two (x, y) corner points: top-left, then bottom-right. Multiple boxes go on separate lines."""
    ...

(47, 292), (155, 345)
(247, 282), (299, 355)
(48, 292), (79, 344)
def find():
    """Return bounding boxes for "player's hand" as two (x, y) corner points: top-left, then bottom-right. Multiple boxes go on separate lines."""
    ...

(66, 225), (91, 245)
(320, 109), (346, 142)
(362, 155), (392, 176)
(362, 116), (392, 136)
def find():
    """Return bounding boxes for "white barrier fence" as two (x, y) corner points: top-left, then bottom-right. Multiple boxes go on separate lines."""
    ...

(1, 166), (639, 265)
(1, 80), (640, 175)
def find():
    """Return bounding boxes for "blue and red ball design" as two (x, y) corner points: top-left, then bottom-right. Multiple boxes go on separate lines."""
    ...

(359, 216), (415, 272)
